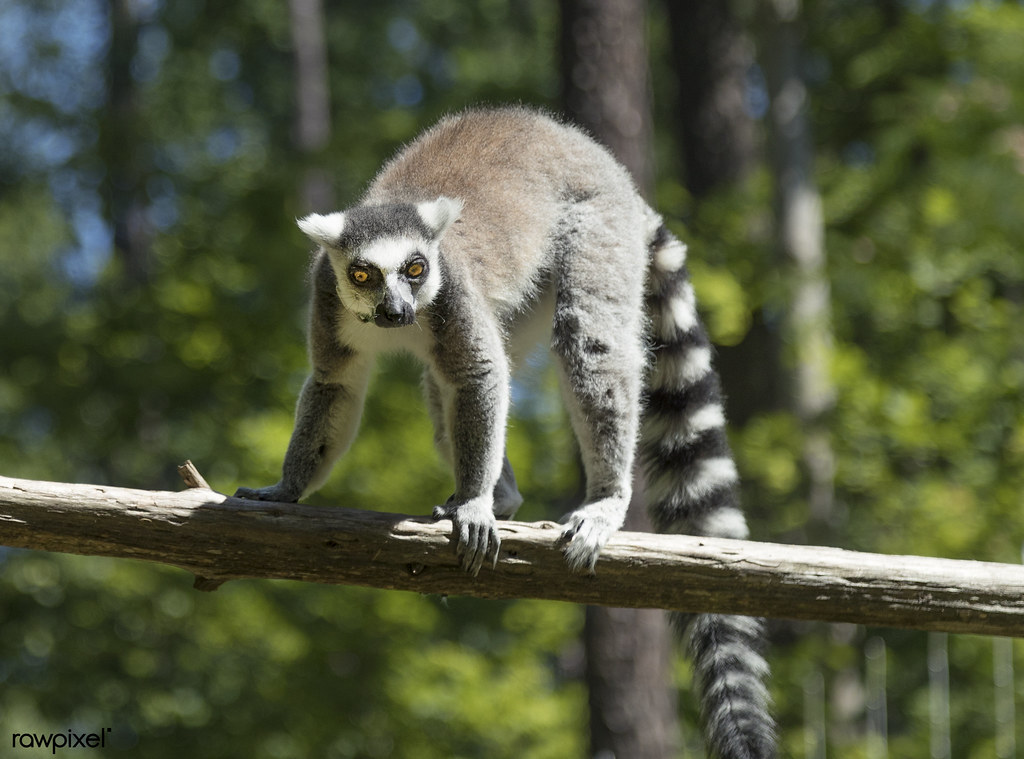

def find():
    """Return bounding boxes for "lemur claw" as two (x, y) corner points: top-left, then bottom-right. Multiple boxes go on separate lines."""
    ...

(433, 500), (500, 576)
(558, 499), (627, 574)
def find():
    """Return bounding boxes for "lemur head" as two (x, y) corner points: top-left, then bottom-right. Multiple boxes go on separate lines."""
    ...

(297, 197), (462, 328)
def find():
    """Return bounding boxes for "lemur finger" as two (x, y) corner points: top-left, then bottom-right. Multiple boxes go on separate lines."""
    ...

(470, 523), (501, 576)
(466, 549), (484, 577)
(457, 523), (472, 558)
(463, 527), (483, 576)
(432, 503), (469, 567)
(458, 522), (479, 573)
(559, 520), (603, 574)
(476, 525), (494, 575)
(563, 539), (600, 574)
(487, 528), (501, 569)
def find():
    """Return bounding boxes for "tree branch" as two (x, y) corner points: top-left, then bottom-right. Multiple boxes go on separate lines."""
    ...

(1, 473), (1021, 637)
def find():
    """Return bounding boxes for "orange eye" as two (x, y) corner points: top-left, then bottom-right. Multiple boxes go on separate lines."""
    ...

(350, 268), (370, 284)
(406, 262), (424, 278)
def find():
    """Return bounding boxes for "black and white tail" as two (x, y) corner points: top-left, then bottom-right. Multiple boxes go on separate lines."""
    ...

(640, 222), (776, 759)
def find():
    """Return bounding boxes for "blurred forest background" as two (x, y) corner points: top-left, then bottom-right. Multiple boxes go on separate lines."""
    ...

(1, 0), (1023, 757)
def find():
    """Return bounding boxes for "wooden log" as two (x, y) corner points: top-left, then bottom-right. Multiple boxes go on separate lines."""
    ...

(1, 474), (1022, 637)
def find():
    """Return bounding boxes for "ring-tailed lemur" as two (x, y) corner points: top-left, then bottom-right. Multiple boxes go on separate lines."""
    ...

(235, 106), (774, 759)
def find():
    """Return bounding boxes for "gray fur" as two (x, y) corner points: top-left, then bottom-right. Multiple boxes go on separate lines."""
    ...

(234, 106), (774, 758)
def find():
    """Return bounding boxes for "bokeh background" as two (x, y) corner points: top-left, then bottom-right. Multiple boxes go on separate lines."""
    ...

(1, 1), (1023, 756)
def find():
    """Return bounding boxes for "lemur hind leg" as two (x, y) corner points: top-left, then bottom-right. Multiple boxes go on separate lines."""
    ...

(423, 370), (523, 519)
(552, 227), (646, 572)
(491, 456), (523, 518)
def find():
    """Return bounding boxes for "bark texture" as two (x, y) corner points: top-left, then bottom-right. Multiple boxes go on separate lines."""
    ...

(1, 475), (1022, 638)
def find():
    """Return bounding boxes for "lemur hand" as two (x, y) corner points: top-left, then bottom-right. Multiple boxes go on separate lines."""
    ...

(433, 496), (500, 576)
(559, 497), (628, 573)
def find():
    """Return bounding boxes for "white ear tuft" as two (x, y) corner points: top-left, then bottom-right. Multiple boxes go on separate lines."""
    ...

(297, 212), (346, 247)
(416, 197), (463, 239)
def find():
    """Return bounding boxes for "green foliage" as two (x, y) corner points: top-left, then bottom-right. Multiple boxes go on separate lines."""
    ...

(0, 553), (583, 758)
(2, 1), (1024, 756)
(0, 2), (584, 757)
(812, 3), (1024, 569)
(668, 2), (1024, 753)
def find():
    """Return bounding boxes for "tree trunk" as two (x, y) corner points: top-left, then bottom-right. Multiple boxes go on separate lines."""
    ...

(289, 0), (333, 212)
(760, 0), (836, 533)
(560, 2), (681, 757)
(560, 0), (654, 194)
(664, 0), (784, 429)
(103, 0), (151, 284)
(665, 0), (756, 199)
(760, 2), (847, 752)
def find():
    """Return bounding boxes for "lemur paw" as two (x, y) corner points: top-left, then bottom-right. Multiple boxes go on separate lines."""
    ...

(433, 497), (500, 576)
(559, 499), (627, 573)
(233, 483), (301, 503)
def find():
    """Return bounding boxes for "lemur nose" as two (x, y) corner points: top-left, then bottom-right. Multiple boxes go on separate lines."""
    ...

(374, 302), (412, 328)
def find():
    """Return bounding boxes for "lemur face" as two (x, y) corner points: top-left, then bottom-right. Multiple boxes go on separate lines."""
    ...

(297, 198), (461, 327)
(338, 235), (436, 327)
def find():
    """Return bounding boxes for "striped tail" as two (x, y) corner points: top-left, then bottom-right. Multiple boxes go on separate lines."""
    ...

(641, 222), (776, 759)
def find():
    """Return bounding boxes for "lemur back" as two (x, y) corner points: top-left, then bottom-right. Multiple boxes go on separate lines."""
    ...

(364, 108), (650, 322)
(236, 106), (774, 759)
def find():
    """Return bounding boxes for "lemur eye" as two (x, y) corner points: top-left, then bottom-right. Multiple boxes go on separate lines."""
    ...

(406, 262), (425, 278)
(350, 267), (371, 284)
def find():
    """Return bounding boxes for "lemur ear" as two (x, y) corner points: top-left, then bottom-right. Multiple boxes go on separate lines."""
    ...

(297, 212), (346, 248)
(416, 197), (463, 239)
